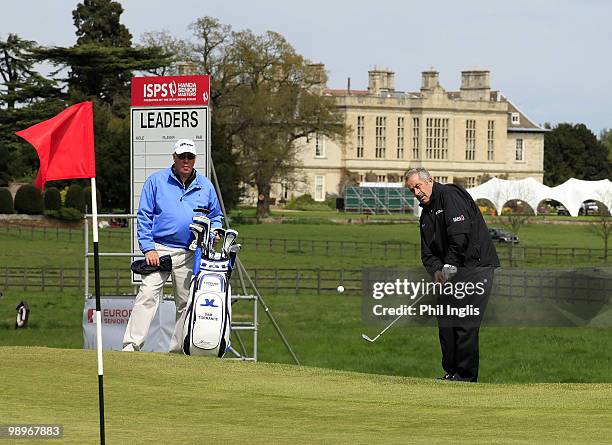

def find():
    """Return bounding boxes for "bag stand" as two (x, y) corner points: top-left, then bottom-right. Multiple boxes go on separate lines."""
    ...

(209, 161), (300, 365)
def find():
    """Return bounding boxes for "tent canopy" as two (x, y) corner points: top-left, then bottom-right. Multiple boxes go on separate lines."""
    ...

(467, 177), (612, 216)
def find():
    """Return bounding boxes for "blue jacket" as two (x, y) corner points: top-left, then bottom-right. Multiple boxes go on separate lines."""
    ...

(137, 167), (223, 253)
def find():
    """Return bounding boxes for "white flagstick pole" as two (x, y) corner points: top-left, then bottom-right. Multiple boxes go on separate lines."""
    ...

(90, 177), (105, 444)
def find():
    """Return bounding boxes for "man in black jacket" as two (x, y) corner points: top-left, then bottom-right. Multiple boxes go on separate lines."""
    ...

(405, 168), (500, 382)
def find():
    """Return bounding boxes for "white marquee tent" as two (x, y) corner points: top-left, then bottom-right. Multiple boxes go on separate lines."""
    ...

(466, 177), (612, 217)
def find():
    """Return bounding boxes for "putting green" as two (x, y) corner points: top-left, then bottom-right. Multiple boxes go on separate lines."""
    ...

(1, 347), (610, 444)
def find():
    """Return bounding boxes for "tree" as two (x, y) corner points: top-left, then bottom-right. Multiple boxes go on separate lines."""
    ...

(587, 211), (612, 263)
(0, 34), (64, 186)
(36, 0), (170, 108)
(141, 17), (346, 217)
(544, 123), (611, 186)
(29, 1), (170, 210)
(0, 34), (61, 109)
(600, 128), (612, 163)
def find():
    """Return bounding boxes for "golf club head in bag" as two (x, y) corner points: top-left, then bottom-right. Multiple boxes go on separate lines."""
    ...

(189, 210), (211, 253)
(222, 229), (238, 259)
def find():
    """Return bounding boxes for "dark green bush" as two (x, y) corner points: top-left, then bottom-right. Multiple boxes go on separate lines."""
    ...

(14, 184), (44, 215)
(82, 186), (102, 212)
(285, 194), (331, 211)
(43, 187), (61, 211)
(44, 207), (83, 221)
(65, 184), (85, 212)
(0, 187), (14, 214)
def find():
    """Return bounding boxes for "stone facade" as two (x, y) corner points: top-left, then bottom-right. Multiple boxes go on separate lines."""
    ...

(268, 67), (545, 203)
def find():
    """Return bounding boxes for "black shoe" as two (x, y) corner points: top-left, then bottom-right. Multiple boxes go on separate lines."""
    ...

(451, 374), (477, 382)
(436, 373), (454, 380)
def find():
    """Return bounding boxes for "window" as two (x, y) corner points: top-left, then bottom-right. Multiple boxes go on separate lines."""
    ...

(412, 117), (420, 158)
(515, 139), (524, 161)
(375, 116), (386, 158)
(356, 115), (364, 158)
(425, 118), (449, 159)
(397, 117), (404, 159)
(511, 113), (520, 125)
(487, 120), (494, 160)
(281, 179), (288, 200)
(465, 119), (476, 160)
(314, 133), (325, 158)
(465, 177), (476, 188)
(433, 176), (448, 184)
(314, 175), (325, 201)
(377, 175), (386, 182)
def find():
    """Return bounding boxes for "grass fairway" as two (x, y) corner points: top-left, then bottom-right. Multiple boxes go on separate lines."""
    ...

(1, 347), (610, 444)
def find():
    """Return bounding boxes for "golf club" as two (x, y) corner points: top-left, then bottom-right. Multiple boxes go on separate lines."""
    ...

(222, 229), (238, 259)
(362, 293), (426, 343)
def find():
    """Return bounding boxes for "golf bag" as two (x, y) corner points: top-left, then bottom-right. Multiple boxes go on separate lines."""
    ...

(182, 256), (233, 357)
(182, 209), (240, 357)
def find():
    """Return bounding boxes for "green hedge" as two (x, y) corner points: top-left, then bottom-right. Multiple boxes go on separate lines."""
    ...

(0, 187), (14, 214)
(14, 184), (44, 215)
(43, 187), (62, 211)
(65, 184), (85, 212)
(82, 186), (101, 212)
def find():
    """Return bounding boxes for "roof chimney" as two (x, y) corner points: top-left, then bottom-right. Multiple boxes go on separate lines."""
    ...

(460, 70), (491, 101)
(368, 68), (395, 95)
(421, 69), (439, 91)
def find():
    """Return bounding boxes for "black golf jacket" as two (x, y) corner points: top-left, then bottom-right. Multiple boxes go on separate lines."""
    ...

(419, 182), (500, 276)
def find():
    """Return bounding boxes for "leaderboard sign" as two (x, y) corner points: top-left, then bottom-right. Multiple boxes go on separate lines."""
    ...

(130, 75), (211, 274)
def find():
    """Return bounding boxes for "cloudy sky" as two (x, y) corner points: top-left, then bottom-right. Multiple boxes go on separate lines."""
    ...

(1, 0), (610, 134)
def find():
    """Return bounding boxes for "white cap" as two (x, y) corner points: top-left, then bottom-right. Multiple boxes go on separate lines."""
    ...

(173, 139), (197, 155)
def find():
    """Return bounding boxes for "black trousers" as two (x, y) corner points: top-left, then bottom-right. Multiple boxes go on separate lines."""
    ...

(438, 325), (480, 381)
(437, 267), (495, 382)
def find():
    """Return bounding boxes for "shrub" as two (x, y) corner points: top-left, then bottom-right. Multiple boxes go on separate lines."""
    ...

(65, 184), (85, 212)
(43, 187), (62, 211)
(14, 184), (44, 215)
(45, 207), (83, 221)
(82, 186), (102, 212)
(285, 194), (331, 211)
(0, 187), (14, 214)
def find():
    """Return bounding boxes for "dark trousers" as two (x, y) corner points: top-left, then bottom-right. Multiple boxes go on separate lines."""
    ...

(439, 325), (480, 381)
(437, 266), (494, 382)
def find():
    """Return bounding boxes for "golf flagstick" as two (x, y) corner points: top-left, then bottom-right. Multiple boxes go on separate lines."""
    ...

(90, 178), (105, 444)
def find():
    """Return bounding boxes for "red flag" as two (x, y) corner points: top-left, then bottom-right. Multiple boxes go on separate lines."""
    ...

(15, 101), (96, 189)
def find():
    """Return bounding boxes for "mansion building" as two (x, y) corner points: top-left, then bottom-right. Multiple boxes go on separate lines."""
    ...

(275, 67), (545, 203)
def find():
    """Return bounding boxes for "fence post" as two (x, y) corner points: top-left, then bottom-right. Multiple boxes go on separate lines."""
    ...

(269, 238), (272, 251)
(41, 269), (45, 291)
(23, 269), (27, 291)
(295, 270), (300, 294)
(60, 269), (64, 292)
(284, 239), (287, 254)
(4, 266), (8, 290)
(274, 269), (279, 294)
(317, 269), (321, 295)
(326, 241), (329, 256)
(116, 269), (120, 294)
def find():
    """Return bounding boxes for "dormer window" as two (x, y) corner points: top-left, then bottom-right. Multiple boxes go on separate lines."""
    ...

(511, 113), (520, 125)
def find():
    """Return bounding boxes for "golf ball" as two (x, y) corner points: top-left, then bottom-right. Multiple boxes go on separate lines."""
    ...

(337, 285), (345, 293)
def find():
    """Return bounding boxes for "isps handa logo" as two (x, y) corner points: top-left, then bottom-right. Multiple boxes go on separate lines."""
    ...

(143, 80), (178, 98)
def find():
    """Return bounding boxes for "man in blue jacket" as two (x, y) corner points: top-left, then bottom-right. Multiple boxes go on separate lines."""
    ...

(123, 139), (223, 352)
